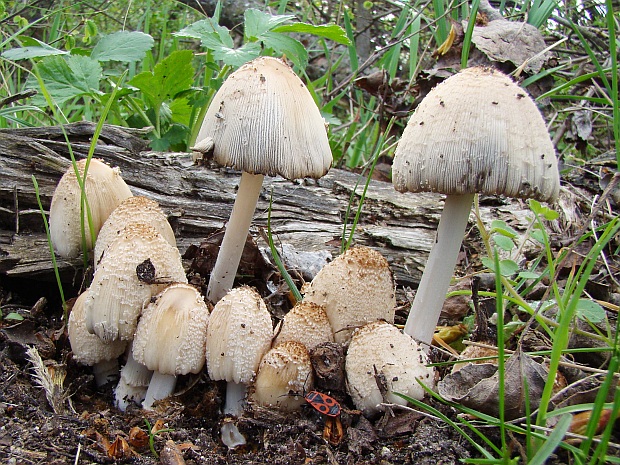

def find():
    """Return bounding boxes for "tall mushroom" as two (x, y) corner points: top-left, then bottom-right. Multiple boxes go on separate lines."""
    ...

(392, 67), (560, 347)
(195, 56), (332, 304)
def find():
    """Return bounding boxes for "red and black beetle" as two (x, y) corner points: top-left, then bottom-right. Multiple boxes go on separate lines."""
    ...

(304, 390), (341, 417)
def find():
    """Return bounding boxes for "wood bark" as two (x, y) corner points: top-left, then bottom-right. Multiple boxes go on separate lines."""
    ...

(0, 122), (535, 288)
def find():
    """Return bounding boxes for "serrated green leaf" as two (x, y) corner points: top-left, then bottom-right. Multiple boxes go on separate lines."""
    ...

(2, 36), (67, 60)
(481, 257), (519, 277)
(261, 32), (307, 68)
(575, 299), (606, 323)
(492, 234), (516, 251)
(174, 19), (234, 49)
(149, 123), (189, 151)
(213, 42), (261, 67)
(169, 97), (193, 126)
(30, 55), (102, 105)
(129, 50), (194, 110)
(244, 9), (295, 39)
(273, 23), (351, 45)
(91, 31), (154, 62)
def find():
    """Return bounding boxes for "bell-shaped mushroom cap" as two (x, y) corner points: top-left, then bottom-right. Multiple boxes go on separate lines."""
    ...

(94, 196), (176, 268)
(303, 246), (396, 344)
(206, 286), (274, 384)
(197, 56), (332, 180)
(68, 291), (127, 366)
(273, 301), (334, 350)
(252, 341), (314, 411)
(392, 67), (560, 202)
(85, 223), (187, 342)
(49, 158), (133, 258)
(133, 283), (210, 375)
(345, 321), (436, 417)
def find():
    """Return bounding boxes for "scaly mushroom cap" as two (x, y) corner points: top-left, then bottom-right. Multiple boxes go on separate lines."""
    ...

(273, 301), (334, 350)
(94, 196), (176, 268)
(303, 246), (396, 344)
(252, 341), (314, 411)
(133, 283), (210, 376)
(85, 223), (187, 342)
(197, 56), (332, 180)
(392, 67), (560, 202)
(68, 291), (127, 366)
(50, 159), (133, 258)
(345, 321), (436, 417)
(206, 286), (273, 384)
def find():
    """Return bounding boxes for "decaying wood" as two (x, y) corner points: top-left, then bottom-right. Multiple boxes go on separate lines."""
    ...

(0, 123), (550, 287)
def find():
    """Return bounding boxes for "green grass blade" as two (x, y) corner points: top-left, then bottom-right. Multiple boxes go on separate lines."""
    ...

(528, 414), (572, 465)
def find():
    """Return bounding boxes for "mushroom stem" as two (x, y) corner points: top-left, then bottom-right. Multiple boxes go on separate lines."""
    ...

(142, 372), (178, 410)
(207, 172), (264, 304)
(92, 358), (120, 387)
(403, 193), (475, 347)
(223, 381), (247, 417)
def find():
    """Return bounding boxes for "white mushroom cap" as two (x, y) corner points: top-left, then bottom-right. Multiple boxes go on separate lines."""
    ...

(252, 341), (314, 412)
(273, 301), (334, 350)
(133, 283), (210, 375)
(345, 321), (436, 417)
(392, 67), (560, 202)
(206, 286), (273, 384)
(85, 223), (187, 342)
(50, 158), (133, 258)
(197, 56), (332, 180)
(94, 196), (176, 268)
(303, 246), (396, 344)
(68, 291), (127, 366)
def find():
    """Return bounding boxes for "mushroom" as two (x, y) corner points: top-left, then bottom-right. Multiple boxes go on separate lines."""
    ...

(94, 196), (176, 269)
(251, 341), (314, 412)
(132, 283), (210, 409)
(195, 56), (332, 304)
(114, 344), (153, 411)
(273, 301), (334, 350)
(68, 291), (127, 387)
(85, 223), (187, 342)
(392, 67), (560, 347)
(205, 286), (273, 448)
(345, 320), (436, 417)
(50, 158), (133, 258)
(303, 246), (396, 344)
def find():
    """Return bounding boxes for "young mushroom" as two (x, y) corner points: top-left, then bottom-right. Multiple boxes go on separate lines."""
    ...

(251, 341), (314, 412)
(273, 301), (334, 350)
(345, 320), (435, 417)
(303, 246), (396, 344)
(132, 283), (210, 409)
(67, 291), (127, 387)
(195, 56), (332, 304)
(392, 67), (560, 347)
(205, 286), (274, 448)
(85, 223), (187, 342)
(50, 158), (133, 258)
(94, 196), (176, 269)
(114, 344), (153, 411)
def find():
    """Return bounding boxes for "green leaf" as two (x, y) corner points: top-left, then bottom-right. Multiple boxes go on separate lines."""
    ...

(273, 23), (351, 45)
(490, 219), (518, 238)
(129, 50), (194, 110)
(244, 9), (295, 40)
(30, 55), (102, 105)
(530, 229), (545, 244)
(2, 36), (67, 60)
(518, 271), (541, 279)
(529, 199), (559, 220)
(481, 257), (519, 277)
(91, 31), (154, 62)
(149, 123), (189, 151)
(174, 19), (234, 49)
(260, 32), (307, 68)
(3, 312), (24, 322)
(492, 234), (515, 251)
(213, 42), (261, 68)
(575, 299), (606, 323)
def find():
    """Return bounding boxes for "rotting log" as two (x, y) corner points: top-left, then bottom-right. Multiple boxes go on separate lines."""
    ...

(0, 123), (541, 288)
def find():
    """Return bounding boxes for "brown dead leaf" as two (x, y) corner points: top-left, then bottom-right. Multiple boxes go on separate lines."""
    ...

(128, 426), (149, 450)
(438, 347), (548, 419)
(107, 435), (136, 460)
(160, 439), (186, 465)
